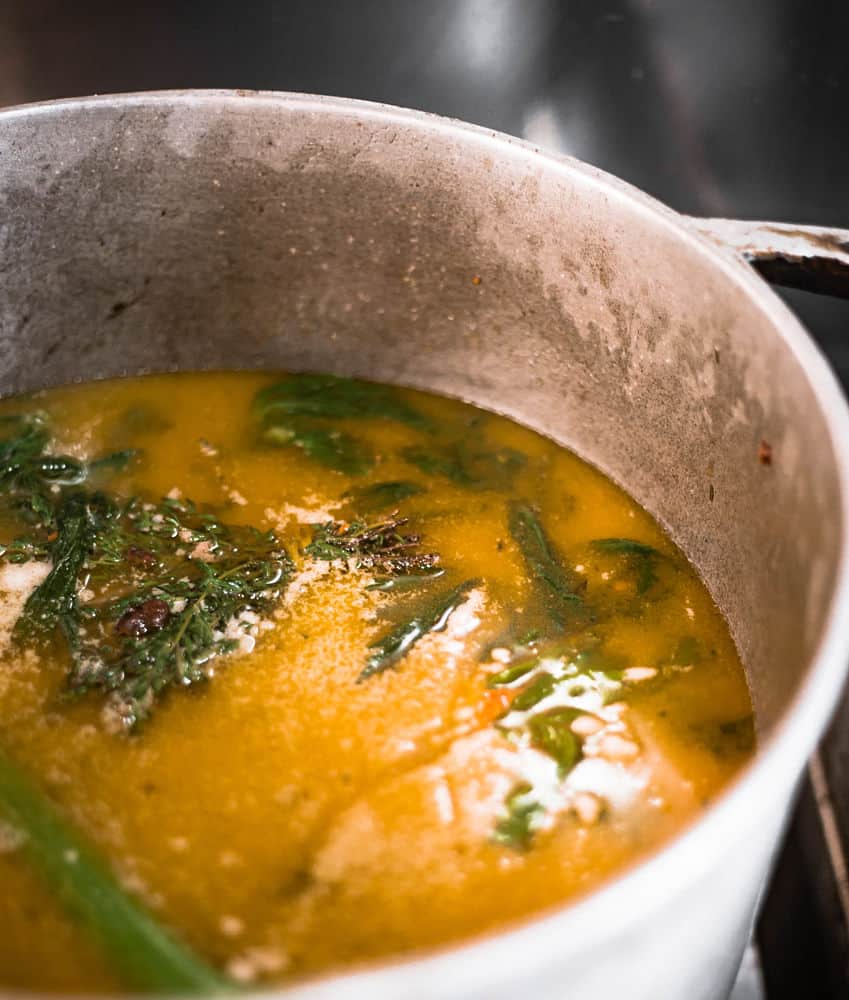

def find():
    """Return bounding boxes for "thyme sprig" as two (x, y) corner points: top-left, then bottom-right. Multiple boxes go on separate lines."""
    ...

(306, 515), (440, 578)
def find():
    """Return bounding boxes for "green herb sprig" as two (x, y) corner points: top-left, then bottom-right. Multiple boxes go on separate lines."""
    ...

(360, 577), (480, 681)
(0, 747), (236, 993)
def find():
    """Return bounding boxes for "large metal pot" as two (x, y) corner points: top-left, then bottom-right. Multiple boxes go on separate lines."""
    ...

(1, 91), (848, 1000)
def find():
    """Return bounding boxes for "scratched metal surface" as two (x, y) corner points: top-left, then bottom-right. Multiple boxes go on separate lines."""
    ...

(0, 2), (847, 996)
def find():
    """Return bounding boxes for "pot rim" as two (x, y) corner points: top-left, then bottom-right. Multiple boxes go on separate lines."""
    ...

(2, 89), (849, 997)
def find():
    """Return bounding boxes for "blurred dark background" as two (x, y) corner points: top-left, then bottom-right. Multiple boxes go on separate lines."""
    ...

(1, 1), (848, 995)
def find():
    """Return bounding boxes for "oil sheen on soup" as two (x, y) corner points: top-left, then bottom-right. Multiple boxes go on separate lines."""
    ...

(0, 372), (754, 992)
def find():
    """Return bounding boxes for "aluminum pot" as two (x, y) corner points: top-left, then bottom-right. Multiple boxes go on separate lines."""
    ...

(1, 91), (848, 1000)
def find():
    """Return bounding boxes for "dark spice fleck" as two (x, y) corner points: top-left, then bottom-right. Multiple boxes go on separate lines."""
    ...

(758, 440), (773, 466)
(125, 545), (158, 569)
(115, 599), (171, 638)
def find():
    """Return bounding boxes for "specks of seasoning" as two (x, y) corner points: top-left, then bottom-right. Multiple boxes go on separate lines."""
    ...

(758, 440), (773, 466)
(709, 483), (715, 502)
(471, 275), (482, 286)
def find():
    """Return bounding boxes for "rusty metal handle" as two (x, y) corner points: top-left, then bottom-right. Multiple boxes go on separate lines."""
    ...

(689, 217), (849, 299)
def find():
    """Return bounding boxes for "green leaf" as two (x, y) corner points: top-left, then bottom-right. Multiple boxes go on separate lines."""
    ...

(342, 480), (425, 512)
(359, 578), (480, 680)
(590, 537), (663, 595)
(672, 636), (701, 665)
(486, 659), (537, 688)
(88, 449), (140, 476)
(263, 423), (373, 476)
(0, 748), (236, 993)
(509, 672), (557, 712)
(527, 708), (582, 777)
(254, 374), (430, 429)
(492, 783), (544, 850)
(17, 494), (110, 640)
(402, 442), (526, 490)
(509, 503), (584, 628)
(590, 538), (659, 556)
(365, 569), (445, 592)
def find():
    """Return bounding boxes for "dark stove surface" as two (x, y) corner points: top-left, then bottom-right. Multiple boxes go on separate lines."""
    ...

(1, 3), (847, 996)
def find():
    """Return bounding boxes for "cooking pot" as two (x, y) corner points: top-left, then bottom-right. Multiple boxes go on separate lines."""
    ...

(1, 91), (848, 1000)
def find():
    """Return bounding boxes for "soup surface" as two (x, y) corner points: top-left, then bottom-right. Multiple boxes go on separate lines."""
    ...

(0, 372), (753, 992)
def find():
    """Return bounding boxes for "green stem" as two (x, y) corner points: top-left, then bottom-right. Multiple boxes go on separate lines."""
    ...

(0, 746), (237, 994)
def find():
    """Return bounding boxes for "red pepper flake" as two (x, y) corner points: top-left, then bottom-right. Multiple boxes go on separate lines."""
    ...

(471, 274), (482, 286)
(758, 440), (773, 466)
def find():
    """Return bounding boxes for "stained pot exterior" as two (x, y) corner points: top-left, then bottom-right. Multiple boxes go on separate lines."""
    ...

(0, 92), (848, 1000)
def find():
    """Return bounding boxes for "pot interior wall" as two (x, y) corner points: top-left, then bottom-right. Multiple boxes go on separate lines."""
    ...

(0, 94), (841, 734)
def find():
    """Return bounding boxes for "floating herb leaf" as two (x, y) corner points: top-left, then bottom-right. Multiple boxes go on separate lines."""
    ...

(306, 516), (439, 577)
(16, 493), (115, 642)
(591, 537), (663, 595)
(402, 442), (526, 491)
(671, 635), (701, 666)
(254, 375), (432, 475)
(509, 672), (557, 712)
(254, 374), (430, 429)
(359, 577), (480, 681)
(487, 660), (537, 688)
(263, 422), (373, 476)
(509, 503), (585, 629)
(527, 708), (582, 777)
(492, 783), (544, 850)
(342, 480), (426, 512)
(0, 747), (236, 993)
(365, 569), (445, 592)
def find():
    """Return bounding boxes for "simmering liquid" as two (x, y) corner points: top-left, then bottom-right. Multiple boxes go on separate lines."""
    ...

(0, 372), (753, 992)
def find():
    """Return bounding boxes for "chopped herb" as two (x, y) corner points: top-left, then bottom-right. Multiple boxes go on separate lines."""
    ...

(510, 672), (557, 712)
(17, 493), (113, 642)
(359, 577), (480, 681)
(527, 708), (582, 777)
(492, 783), (544, 850)
(509, 503), (585, 629)
(671, 636), (701, 665)
(263, 422), (372, 476)
(365, 569), (445, 592)
(486, 659), (537, 688)
(342, 480), (426, 512)
(306, 516), (439, 577)
(6, 454), (292, 728)
(402, 442), (526, 490)
(0, 747), (236, 993)
(591, 537), (663, 595)
(254, 374), (430, 429)
(254, 375), (431, 475)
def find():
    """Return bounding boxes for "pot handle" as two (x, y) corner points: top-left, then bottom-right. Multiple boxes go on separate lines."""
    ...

(688, 217), (849, 299)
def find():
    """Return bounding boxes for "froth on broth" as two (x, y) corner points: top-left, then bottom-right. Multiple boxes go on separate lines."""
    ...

(0, 372), (753, 992)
